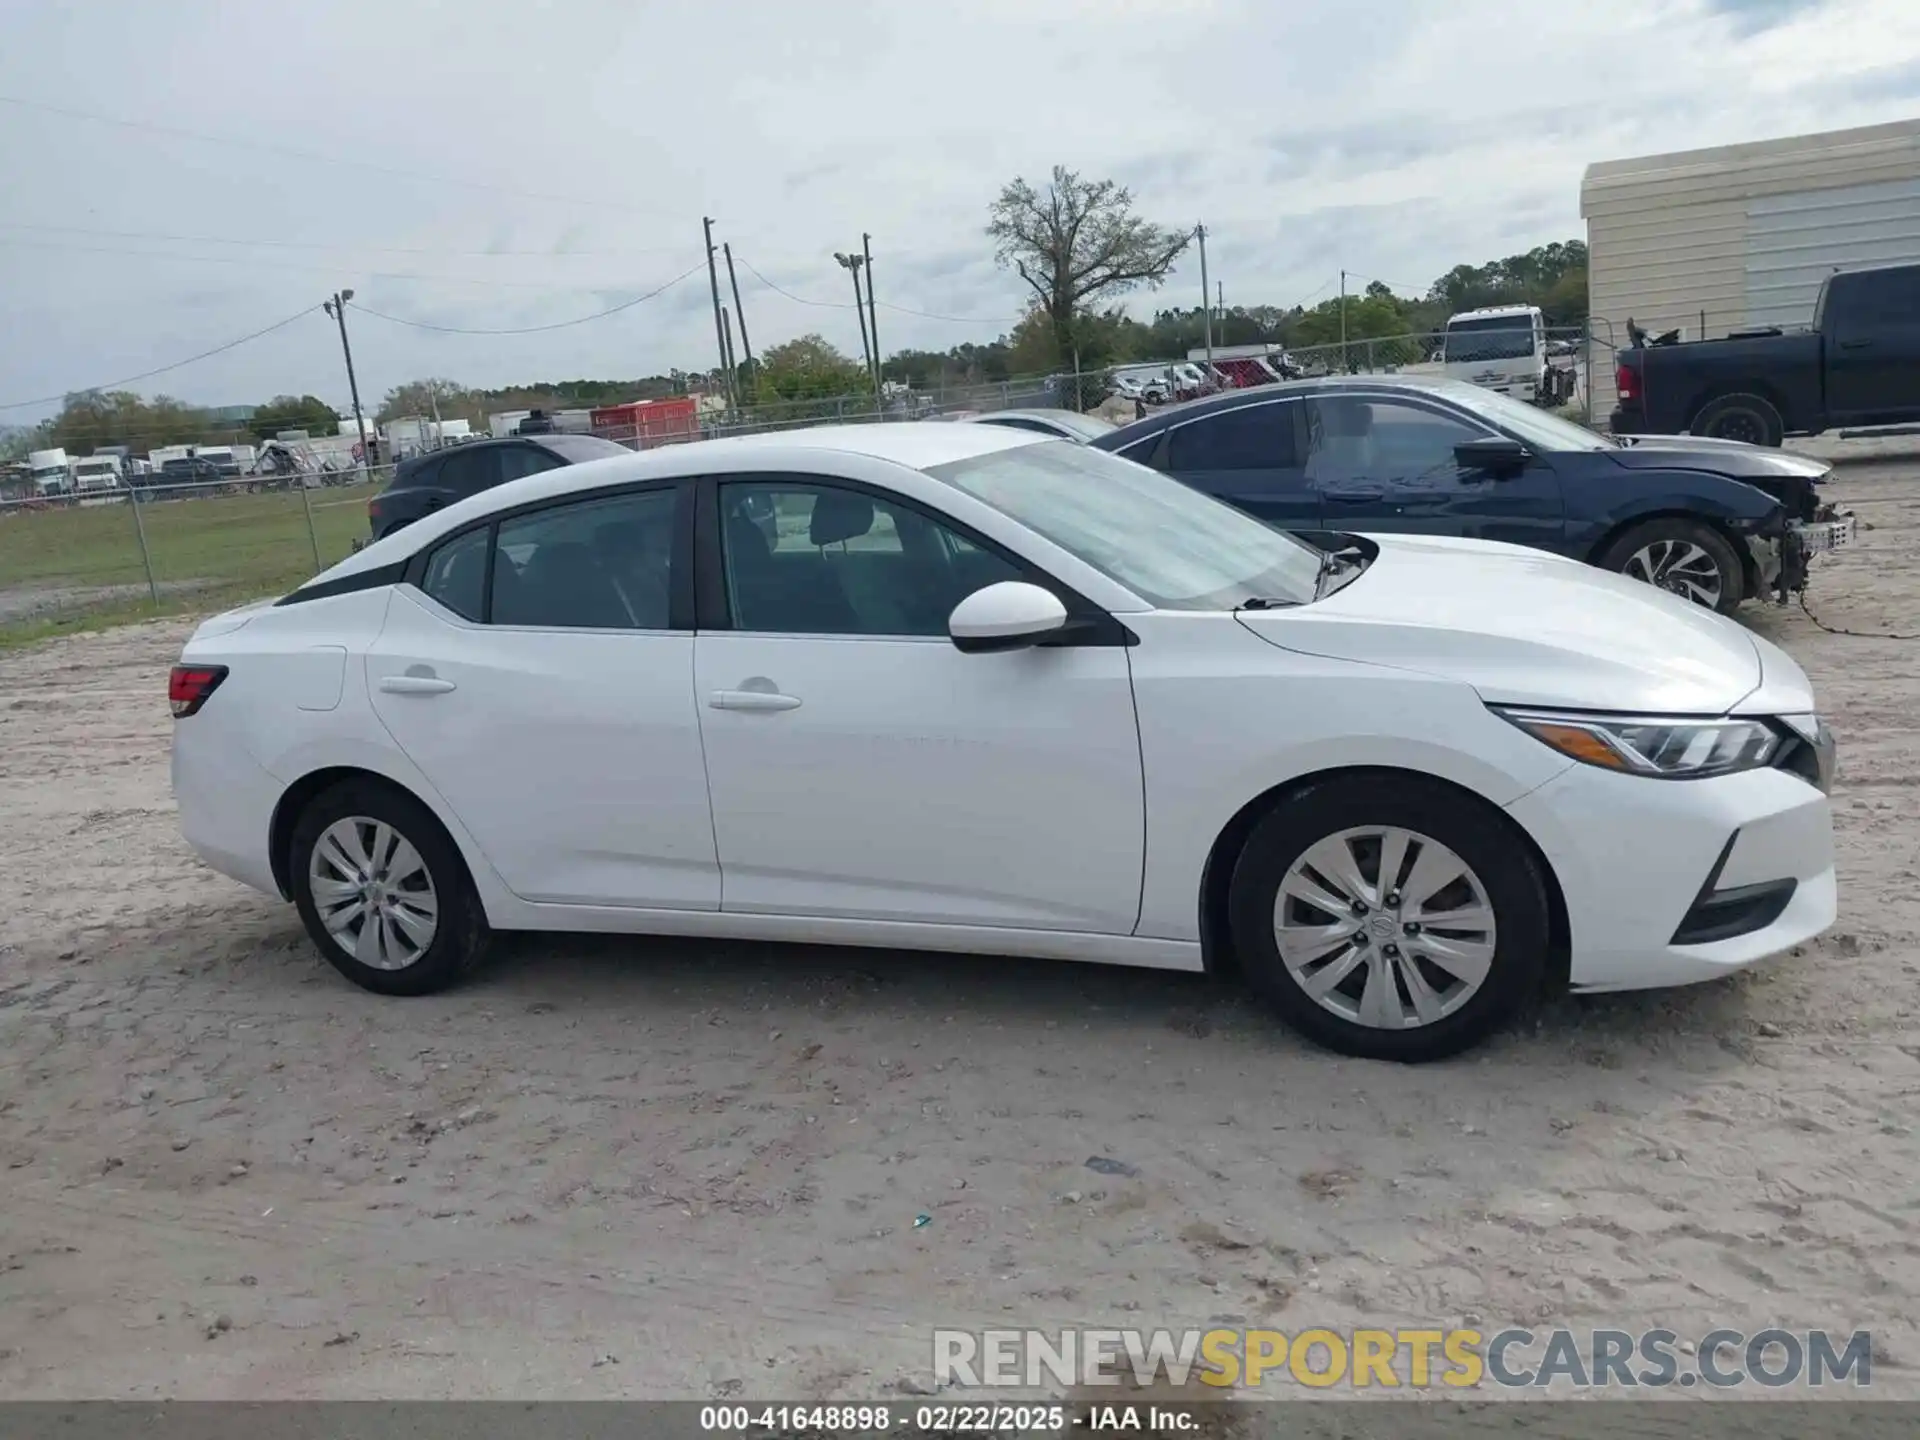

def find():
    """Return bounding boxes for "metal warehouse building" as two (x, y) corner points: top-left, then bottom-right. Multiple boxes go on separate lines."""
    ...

(1580, 118), (1920, 415)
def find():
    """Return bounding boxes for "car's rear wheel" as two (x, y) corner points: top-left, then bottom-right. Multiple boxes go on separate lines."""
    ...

(1598, 518), (1744, 613)
(289, 779), (489, 996)
(1227, 775), (1550, 1062)
(1691, 392), (1784, 448)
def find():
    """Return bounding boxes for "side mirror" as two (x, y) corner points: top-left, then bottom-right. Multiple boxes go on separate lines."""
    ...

(1455, 436), (1530, 474)
(948, 581), (1069, 654)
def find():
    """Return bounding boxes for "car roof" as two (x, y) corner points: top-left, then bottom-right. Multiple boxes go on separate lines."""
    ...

(317, 422), (1044, 584)
(968, 409), (1092, 424)
(1110, 372), (1474, 428)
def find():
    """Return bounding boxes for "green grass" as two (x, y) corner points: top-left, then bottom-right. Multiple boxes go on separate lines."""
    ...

(0, 483), (381, 648)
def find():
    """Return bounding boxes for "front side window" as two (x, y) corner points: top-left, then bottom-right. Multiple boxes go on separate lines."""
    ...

(490, 487), (677, 630)
(1304, 396), (1487, 485)
(928, 440), (1322, 609)
(718, 481), (1023, 636)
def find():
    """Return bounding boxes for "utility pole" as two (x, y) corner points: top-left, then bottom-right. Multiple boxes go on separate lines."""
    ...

(1196, 224), (1213, 374)
(862, 232), (880, 392)
(1339, 269), (1349, 372)
(425, 378), (443, 448)
(703, 217), (733, 407)
(321, 290), (371, 480)
(721, 306), (737, 386)
(1216, 280), (1224, 324)
(834, 251), (877, 395)
(722, 243), (755, 386)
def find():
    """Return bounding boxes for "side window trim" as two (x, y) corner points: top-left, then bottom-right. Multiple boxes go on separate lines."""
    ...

(693, 473), (1133, 646)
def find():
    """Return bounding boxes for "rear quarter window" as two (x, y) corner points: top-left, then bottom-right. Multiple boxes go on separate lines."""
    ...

(420, 528), (489, 621)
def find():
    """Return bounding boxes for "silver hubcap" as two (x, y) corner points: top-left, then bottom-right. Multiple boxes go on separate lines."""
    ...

(1273, 826), (1498, 1030)
(1624, 540), (1723, 607)
(308, 816), (439, 971)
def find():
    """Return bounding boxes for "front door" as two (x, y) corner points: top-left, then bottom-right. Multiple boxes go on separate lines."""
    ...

(366, 482), (720, 910)
(1156, 397), (1320, 530)
(1304, 394), (1564, 552)
(693, 477), (1145, 932)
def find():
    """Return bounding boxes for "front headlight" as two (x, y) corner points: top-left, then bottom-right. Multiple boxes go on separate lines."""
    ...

(1494, 708), (1780, 778)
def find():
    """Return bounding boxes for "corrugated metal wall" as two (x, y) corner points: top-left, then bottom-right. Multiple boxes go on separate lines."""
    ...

(1746, 176), (1920, 329)
(1581, 121), (1920, 418)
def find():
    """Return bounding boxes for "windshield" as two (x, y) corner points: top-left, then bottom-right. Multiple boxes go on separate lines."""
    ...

(1443, 316), (1535, 363)
(927, 440), (1323, 609)
(1432, 380), (1614, 452)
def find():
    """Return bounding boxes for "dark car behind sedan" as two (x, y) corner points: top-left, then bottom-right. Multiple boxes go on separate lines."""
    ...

(1090, 374), (1853, 613)
(366, 433), (633, 541)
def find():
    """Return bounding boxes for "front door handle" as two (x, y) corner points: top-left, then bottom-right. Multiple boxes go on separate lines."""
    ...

(1838, 338), (1874, 351)
(1324, 487), (1385, 502)
(710, 689), (802, 712)
(379, 674), (457, 695)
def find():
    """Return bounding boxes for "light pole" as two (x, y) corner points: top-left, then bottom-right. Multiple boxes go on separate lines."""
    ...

(322, 290), (372, 480)
(834, 251), (877, 396)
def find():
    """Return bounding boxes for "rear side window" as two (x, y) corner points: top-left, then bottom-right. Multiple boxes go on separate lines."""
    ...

(490, 487), (678, 630)
(497, 444), (565, 483)
(435, 448), (500, 495)
(420, 527), (489, 621)
(1166, 402), (1298, 470)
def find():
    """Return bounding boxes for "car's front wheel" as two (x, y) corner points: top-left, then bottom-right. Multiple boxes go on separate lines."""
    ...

(289, 779), (489, 996)
(1227, 775), (1551, 1062)
(1597, 518), (1744, 613)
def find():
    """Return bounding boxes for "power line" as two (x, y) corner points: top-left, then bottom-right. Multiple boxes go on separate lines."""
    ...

(0, 92), (648, 218)
(0, 220), (694, 260)
(0, 305), (319, 411)
(344, 263), (706, 335)
(0, 235), (694, 292)
(733, 255), (1016, 326)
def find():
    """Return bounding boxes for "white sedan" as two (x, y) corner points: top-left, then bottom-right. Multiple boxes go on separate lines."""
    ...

(170, 424), (1837, 1061)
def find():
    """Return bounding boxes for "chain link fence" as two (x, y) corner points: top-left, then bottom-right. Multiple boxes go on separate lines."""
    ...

(0, 469), (386, 645)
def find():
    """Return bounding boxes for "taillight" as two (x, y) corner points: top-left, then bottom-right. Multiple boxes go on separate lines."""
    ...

(169, 664), (228, 718)
(1615, 361), (1639, 402)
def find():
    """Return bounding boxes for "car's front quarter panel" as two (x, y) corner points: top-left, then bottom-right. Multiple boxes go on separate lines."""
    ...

(1123, 612), (1575, 943)
(1559, 456), (1784, 557)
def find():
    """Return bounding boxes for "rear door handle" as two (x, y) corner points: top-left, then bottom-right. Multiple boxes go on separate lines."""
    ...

(379, 674), (457, 695)
(1838, 338), (1874, 351)
(709, 689), (802, 712)
(1325, 487), (1385, 502)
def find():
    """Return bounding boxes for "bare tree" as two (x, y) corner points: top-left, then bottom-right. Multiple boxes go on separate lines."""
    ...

(987, 166), (1191, 366)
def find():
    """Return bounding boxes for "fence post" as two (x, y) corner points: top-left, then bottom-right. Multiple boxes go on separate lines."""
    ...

(127, 489), (159, 605)
(298, 477), (323, 571)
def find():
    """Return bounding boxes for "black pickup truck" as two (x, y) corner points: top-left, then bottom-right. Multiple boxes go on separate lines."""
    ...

(1612, 261), (1920, 446)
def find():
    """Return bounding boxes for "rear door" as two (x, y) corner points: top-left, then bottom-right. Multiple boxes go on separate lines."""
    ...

(1155, 398), (1320, 529)
(1305, 393), (1564, 550)
(366, 481), (718, 910)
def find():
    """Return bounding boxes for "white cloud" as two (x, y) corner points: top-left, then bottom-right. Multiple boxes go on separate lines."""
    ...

(1, 0), (1917, 420)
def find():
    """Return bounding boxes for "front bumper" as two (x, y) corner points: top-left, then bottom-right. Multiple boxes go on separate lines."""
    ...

(1749, 512), (1857, 601)
(1505, 758), (1835, 992)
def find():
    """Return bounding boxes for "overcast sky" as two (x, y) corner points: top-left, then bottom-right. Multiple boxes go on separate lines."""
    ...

(3, 0), (1918, 424)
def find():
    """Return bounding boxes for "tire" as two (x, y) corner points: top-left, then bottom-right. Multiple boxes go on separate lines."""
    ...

(1596, 517), (1744, 614)
(1691, 392), (1784, 448)
(289, 778), (490, 996)
(1226, 774), (1551, 1063)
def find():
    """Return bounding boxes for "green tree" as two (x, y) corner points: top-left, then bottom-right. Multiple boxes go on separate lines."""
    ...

(987, 166), (1189, 370)
(248, 394), (339, 440)
(755, 334), (869, 406)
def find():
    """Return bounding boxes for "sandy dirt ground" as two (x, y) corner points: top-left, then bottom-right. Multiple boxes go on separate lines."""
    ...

(0, 466), (1916, 1402)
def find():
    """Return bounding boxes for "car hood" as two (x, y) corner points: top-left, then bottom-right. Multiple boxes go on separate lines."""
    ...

(1606, 436), (1830, 482)
(1236, 532), (1762, 714)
